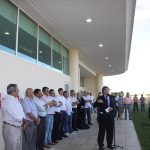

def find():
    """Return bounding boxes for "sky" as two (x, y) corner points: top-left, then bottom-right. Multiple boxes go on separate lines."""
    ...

(104, 0), (150, 94)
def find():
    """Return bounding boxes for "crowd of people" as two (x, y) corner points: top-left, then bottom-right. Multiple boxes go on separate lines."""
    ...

(1, 83), (149, 150)
(1, 84), (95, 150)
(115, 92), (146, 120)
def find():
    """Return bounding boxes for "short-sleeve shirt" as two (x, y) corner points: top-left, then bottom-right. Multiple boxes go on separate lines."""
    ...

(33, 96), (46, 117)
(21, 97), (38, 121)
(57, 95), (66, 111)
(42, 95), (55, 115)
(83, 95), (92, 108)
(140, 97), (145, 104)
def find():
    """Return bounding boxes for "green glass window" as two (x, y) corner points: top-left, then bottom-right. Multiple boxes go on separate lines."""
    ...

(38, 27), (51, 66)
(62, 46), (70, 75)
(18, 11), (37, 62)
(80, 77), (84, 87)
(52, 38), (62, 71)
(0, 0), (17, 54)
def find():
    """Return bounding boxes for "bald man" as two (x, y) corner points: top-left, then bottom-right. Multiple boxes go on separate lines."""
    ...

(21, 88), (40, 150)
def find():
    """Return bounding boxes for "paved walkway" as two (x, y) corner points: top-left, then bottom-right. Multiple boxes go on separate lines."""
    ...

(0, 113), (141, 150)
(47, 114), (141, 150)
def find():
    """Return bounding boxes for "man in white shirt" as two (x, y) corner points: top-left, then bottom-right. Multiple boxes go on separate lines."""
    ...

(34, 89), (47, 150)
(57, 88), (68, 138)
(1, 84), (25, 150)
(83, 91), (93, 125)
(64, 91), (74, 135)
(22, 88), (40, 150)
(90, 92), (95, 113)
(50, 89), (63, 142)
(42, 87), (56, 148)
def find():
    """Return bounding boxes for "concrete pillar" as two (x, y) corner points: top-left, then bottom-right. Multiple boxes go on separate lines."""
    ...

(96, 73), (103, 94)
(69, 49), (79, 92)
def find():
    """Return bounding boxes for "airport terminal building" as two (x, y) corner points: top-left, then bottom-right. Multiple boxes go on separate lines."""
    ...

(0, 0), (136, 148)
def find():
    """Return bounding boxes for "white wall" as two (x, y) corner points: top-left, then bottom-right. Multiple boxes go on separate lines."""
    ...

(0, 51), (71, 94)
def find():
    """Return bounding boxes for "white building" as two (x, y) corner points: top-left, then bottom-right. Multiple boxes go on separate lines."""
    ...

(0, 0), (136, 148)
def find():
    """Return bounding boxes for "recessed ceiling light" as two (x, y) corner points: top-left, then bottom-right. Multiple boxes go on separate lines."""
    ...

(99, 44), (103, 47)
(4, 32), (10, 35)
(58, 61), (61, 64)
(86, 18), (92, 23)
(109, 64), (112, 67)
(39, 51), (43, 54)
(105, 57), (109, 60)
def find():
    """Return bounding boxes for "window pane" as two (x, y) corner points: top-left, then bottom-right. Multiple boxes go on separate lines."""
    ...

(64, 83), (69, 92)
(80, 77), (84, 87)
(52, 38), (62, 71)
(38, 27), (51, 66)
(62, 46), (70, 75)
(18, 11), (37, 62)
(0, 0), (17, 54)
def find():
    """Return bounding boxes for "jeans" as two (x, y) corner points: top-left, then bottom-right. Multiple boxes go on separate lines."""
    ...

(85, 108), (91, 124)
(44, 114), (54, 144)
(141, 104), (145, 112)
(64, 114), (73, 133)
(133, 103), (139, 112)
(124, 104), (132, 119)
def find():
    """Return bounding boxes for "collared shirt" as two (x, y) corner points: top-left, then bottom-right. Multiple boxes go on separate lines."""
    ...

(21, 97), (38, 121)
(123, 97), (132, 104)
(83, 95), (92, 108)
(1, 95), (25, 127)
(65, 97), (72, 115)
(33, 96), (46, 117)
(42, 95), (55, 115)
(90, 95), (95, 103)
(57, 95), (66, 111)
(70, 96), (78, 108)
(52, 96), (61, 113)
(133, 97), (138, 103)
(140, 97), (145, 104)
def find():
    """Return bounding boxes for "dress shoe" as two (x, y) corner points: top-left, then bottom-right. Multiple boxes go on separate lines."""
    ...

(74, 128), (79, 131)
(108, 146), (114, 149)
(43, 144), (50, 148)
(88, 123), (93, 125)
(53, 140), (58, 144)
(62, 134), (68, 137)
(48, 142), (56, 145)
(57, 137), (62, 140)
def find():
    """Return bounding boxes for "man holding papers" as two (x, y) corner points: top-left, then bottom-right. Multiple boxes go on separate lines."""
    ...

(94, 86), (116, 150)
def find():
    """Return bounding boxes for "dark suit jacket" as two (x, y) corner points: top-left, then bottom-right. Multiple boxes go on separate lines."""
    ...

(94, 94), (116, 119)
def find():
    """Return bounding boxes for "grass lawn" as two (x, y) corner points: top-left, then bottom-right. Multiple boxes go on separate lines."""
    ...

(132, 106), (150, 150)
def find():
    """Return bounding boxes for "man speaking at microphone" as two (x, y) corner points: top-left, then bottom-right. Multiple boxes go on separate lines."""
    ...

(94, 86), (116, 150)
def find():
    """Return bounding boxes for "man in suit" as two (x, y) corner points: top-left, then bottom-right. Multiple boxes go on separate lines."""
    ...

(94, 86), (116, 150)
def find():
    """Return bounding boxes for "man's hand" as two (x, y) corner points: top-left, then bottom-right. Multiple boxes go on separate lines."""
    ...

(22, 123), (28, 130)
(35, 118), (40, 125)
(108, 107), (113, 112)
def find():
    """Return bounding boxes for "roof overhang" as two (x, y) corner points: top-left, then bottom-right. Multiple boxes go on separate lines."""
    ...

(11, 0), (136, 76)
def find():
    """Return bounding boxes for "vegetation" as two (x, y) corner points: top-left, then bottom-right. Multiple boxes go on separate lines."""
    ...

(132, 105), (150, 150)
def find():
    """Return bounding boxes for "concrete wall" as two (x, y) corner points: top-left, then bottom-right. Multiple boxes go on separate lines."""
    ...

(84, 76), (97, 98)
(0, 51), (71, 94)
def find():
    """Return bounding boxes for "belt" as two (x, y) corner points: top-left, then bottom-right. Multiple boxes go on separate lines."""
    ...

(3, 121), (21, 128)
